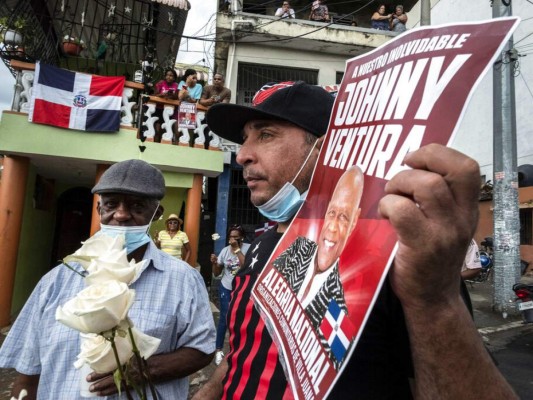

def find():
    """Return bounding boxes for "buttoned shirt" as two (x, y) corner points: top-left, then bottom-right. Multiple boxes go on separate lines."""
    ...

(0, 242), (215, 399)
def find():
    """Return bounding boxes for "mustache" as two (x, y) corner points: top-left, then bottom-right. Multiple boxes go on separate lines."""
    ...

(243, 167), (267, 181)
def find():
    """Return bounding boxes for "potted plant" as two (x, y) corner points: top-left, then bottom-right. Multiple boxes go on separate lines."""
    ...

(62, 35), (85, 56)
(0, 16), (26, 46)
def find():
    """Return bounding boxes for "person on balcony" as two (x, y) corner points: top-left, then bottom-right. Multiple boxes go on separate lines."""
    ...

(309, 0), (330, 22)
(371, 4), (392, 31)
(153, 68), (179, 142)
(155, 214), (192, 263)
(390, 5), (408, 32)
(199, 73), (232, 107)
(178, 69), (203, 103)
(275, 1), (296, 19)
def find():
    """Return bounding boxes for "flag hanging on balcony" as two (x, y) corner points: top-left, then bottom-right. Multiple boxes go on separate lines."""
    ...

(28, 62), (125, 132)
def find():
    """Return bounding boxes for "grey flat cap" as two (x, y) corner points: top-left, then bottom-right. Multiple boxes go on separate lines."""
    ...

(92, 159), (165, 199)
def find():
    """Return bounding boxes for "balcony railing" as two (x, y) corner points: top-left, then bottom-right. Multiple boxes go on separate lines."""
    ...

(7, 60), (222, 151)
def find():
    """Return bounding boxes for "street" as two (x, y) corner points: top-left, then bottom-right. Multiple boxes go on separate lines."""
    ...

(1, 280), (533, 399)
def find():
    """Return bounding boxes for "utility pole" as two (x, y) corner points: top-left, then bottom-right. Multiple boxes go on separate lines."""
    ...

(492, 0), (521, 315)
(420, 0), (431, 26)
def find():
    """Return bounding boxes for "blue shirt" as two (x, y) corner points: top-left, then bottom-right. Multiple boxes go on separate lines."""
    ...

(178, 81), (202, 101)
(0, 242), (215, 399)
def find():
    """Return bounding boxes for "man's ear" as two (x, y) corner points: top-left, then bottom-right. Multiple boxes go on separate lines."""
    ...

(96, 201), (101, 215)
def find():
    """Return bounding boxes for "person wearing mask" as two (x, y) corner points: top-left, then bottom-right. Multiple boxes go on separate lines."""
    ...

(371, 4), (392, 31)
(155, 214), (191, 263)
(191, 81), (518, 399)
(178, 68), (202, 103)
(0, 159), (215, 399)
(210, 225), (250, 366)
(275, 1), (296, 19)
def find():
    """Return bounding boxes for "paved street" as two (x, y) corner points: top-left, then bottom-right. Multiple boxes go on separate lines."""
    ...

(1, 280), (533, 399)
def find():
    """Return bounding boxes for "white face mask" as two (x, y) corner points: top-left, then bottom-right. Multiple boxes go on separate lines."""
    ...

(256, 140), (316, 222)
(98, 199), (159, 254)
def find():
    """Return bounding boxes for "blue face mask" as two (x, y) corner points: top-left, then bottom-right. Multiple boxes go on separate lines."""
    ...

(256, 141), (316, 222)
(98, 224), (152, 254)
(97, 199), (159, 254)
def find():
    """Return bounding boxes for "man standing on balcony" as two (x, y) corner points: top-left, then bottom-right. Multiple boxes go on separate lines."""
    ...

(199, 73), (232, 107)
(192, 82), (518, 399)
(0, 159), (215, 399)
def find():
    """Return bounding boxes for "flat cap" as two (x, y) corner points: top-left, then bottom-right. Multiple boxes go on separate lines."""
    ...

(92, 159), (166, 199)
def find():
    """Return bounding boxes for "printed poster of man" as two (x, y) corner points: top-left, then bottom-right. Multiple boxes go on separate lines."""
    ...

(178, 102), (197, 129)
(251, 18), (519, 400)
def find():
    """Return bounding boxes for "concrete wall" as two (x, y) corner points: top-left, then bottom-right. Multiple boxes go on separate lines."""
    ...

(225, 43), (349, 94)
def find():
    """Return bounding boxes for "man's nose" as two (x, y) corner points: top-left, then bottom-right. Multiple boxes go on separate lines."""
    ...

(113, 203), (132, 221)
(327, 218), (339, 232)
(236, 143), (256, 166)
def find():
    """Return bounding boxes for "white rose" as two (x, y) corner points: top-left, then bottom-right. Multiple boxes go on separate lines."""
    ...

(211, 233), (220, 241)
(74, 333), (133, 373)
(84, 249), (146, 285)
(74, 328), (161, 374)
(56, 281), (135, 333)
(64, 234), (125, 269)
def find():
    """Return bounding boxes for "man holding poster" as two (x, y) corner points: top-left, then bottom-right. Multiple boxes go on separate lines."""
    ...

(272, 166), (363, 369)
(197, 18), (519, 400)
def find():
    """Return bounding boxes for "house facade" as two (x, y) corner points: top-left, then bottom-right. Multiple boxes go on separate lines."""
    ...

(0, 0), (226, 326)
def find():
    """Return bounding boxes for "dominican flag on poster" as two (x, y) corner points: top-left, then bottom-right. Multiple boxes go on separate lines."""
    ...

(251, 18), (520, 400)
(28, 62), (125, 132)
(320, 300), (356, 364)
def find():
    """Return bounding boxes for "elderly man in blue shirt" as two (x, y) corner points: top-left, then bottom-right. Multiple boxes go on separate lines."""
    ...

(0, 159), (215, 399)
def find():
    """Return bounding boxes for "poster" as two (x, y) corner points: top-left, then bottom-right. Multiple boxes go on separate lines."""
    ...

(178, 102), (197, 129)
(251, 18), (519, 400)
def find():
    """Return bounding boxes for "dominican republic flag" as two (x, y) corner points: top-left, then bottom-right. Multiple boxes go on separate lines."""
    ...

(319, 299), (356, 363)
(28, 62), (125, 132)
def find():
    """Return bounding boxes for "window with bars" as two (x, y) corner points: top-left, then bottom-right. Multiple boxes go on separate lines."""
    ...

(236, 62), (319, 106)
(228, 167), (264, 227)
(520, 208), (533, 245)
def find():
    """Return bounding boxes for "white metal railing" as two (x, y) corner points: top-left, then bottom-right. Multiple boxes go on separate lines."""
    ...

(8, 61), (222, 150)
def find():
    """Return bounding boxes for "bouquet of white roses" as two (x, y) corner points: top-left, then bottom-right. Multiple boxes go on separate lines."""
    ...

(56, 234), (160, 399)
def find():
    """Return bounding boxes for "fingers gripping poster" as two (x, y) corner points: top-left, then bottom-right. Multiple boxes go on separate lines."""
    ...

(251, 18), (519, 400)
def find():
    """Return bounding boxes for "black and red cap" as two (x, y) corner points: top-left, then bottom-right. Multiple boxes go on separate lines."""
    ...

(206, 81), (335, 144)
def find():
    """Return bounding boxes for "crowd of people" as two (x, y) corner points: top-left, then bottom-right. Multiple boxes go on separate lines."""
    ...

(151, 70), (232, 144)
(0, 75), (519, 399)
(269, 1), (407, 30)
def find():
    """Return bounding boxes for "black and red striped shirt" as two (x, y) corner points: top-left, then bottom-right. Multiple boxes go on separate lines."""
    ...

(223, 227), (414, 399)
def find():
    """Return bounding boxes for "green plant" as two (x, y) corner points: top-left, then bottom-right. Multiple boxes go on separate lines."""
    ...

(0, 16), (26, 31)
(0, 16), (27, 46)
